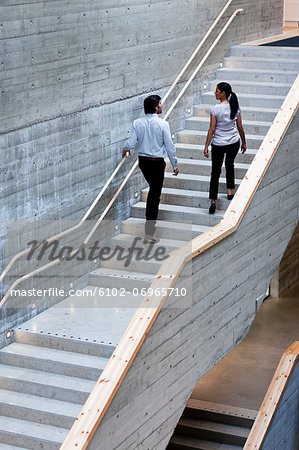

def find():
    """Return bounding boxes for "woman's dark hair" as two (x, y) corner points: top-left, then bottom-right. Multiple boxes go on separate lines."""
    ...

(217, 82), (239, 119)
(144, 95), (161, 114)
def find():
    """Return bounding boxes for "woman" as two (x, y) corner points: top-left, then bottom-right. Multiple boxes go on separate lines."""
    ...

(204, 82), (246, 214)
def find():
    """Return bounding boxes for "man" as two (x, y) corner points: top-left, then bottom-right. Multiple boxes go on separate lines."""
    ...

(122, 95), (179, 242)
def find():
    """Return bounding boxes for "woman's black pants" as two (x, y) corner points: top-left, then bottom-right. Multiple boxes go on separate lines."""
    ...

(209, 140), (240, 199)
(138, 156), (166, 236)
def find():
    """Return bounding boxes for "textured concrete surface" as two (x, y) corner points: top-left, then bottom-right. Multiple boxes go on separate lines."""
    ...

(16, 288), (138, 348)
(0, 0), (284, 133)
(191, 281), (299, 411)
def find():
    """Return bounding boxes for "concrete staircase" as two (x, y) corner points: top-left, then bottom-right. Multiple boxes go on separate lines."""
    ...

(167, 400), (257, 450)
(0, 44), (298, 449)
(0, 328), (113, 449)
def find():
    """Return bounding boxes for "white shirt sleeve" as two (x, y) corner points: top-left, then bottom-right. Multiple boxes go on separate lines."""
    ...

(162, 122), (178, 170)
(123, 121), (138, 151)
(210, 105), (217, 117)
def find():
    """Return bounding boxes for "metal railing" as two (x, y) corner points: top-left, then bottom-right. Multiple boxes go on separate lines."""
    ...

(162, 0), (240, 105)
(0, 0), (243, 310)
(0, 153), (136, 308)
(163, 6), (243, 120)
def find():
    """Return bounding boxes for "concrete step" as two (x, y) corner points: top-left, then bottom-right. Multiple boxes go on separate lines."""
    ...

(111, 232), (187, 252)
(176, 417), (250, 446)
(166, 158), (249, 179)
(142, 187), (230, 210)
(168, 400), (257, 449)
(163, 171), (242, 193)
(174, 142), (257, 164)
(201, 91), (284, 109)
(216, 67), (298, 84)
(230, 44), (299, 60)
(99, 251), (164, 275)
(208, 79), (292, 97)
(185, 400), (257, 428)
(89, 267), (154, 290)
(193, 103), (278, 122)
(185, 116), (271, 136)
(0, 389), (80, 429)
(168, 435), (242, 449)
(224, 56), (299, 71)
(121, 217), (209, 240)
(15, 295), (136, 351)
(97, 248), (195, 280)
(0, 445), (26, 450)
(166, 158), (250, 178)
(0, 415), (68, 449)
(177, 129), (263, 149)
(131, 202), (224, 227)
(86, 232), (183, 275)
(0, 342), (108, 380)
(14, 328), (115, 359)
(0, 364), (95, 405)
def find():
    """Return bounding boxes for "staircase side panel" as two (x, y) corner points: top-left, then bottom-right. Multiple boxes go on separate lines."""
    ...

(87, 110), (299, 449)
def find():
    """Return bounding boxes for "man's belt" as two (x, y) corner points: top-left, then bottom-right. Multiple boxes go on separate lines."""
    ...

(139, 156), (164, 161)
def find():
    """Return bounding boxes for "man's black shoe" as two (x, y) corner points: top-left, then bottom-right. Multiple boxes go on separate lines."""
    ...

(209, 203), (216, 214)
(143, 234), (160, 244)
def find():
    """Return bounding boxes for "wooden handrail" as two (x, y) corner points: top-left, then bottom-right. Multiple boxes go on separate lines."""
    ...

(244, 341), (299, 449)
(60, 75), (299, 449)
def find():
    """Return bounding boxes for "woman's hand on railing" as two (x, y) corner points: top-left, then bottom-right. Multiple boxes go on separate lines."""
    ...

(122, 149), (130, 158)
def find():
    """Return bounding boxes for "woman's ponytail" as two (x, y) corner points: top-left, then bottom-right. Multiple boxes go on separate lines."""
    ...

(229, 92), (239, 120)
(217, 82), (239, 119)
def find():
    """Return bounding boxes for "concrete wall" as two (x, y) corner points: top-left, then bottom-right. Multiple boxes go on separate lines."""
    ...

(262, 360), (299, 450)
(271, 221), (299, 298)
(88, 110), (299, 448)
(0, 1), (283, 334)
(0, 0), (283, 134)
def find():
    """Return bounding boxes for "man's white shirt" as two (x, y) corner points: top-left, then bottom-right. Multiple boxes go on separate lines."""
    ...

(124, 113), (178, 170)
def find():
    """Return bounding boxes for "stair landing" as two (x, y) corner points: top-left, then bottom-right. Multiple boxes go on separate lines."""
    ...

(14, 289), (139, 352)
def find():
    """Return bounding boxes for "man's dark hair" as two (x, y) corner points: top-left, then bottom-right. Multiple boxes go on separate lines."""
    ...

(144, 95), (161, 114)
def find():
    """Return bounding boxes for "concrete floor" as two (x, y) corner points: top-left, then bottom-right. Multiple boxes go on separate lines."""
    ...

(191, 281), (299, 411)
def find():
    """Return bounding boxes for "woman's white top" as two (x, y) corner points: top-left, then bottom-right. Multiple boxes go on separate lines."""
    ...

(210, 103), (240, 146)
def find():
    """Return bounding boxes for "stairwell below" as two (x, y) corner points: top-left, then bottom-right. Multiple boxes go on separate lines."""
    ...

(167, 281), (299, 449)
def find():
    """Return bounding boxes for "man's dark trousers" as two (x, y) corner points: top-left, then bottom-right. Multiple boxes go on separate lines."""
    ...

(138, 156), (166, 236)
